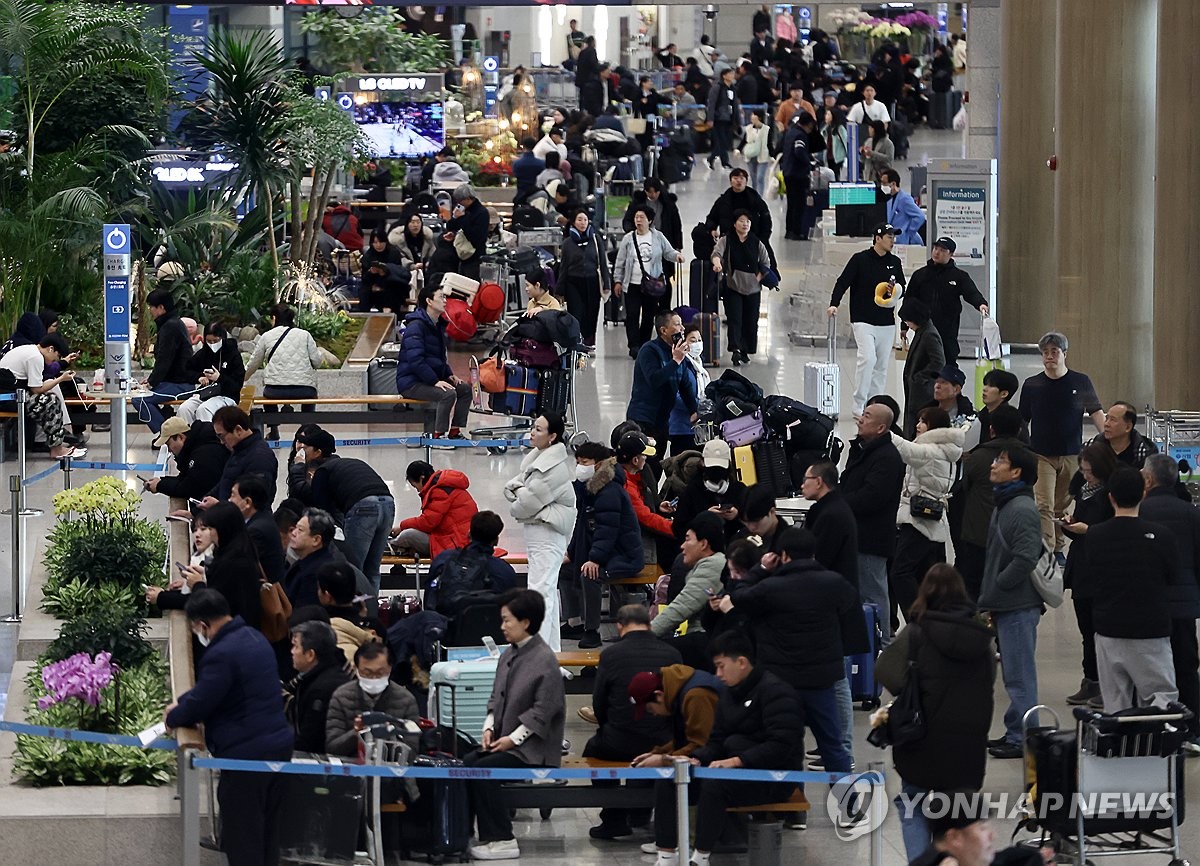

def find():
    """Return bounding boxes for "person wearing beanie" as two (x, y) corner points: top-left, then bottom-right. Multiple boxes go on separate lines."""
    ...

(898, 296), (945, 438)
(669, 438), (749, 546)
(651, 512), (728, 638)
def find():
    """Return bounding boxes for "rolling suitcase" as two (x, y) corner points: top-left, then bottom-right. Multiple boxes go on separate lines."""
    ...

(845, 602), (883, 709)
(604, 293), (626, 324)
(278, 757), (365, 863)
(503, 363), (539, 416)
(365, 356), (400, 411)
(733, 444), (758, 486)
(536, 367), (570, 418)
(429, 658), (500, 741)
(689, 259), (719, 314)
(695, 312), (722, 368)
(803, 317), (840, 420)
(752, 438), (791, 497)
(410, 754), (472, 862)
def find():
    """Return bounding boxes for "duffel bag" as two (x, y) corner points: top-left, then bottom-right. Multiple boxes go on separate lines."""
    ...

(511, 339), (560, 368)
(720, 410), (766, 447)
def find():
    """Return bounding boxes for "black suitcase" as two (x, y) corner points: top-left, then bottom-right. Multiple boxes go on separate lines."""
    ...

(689, 259), (719, 314)
(537, 368), (570, 418)
(410, 754), (472, 862)
(365, 356), (400, 411)
(604, 293), (626, 324)
(752, 439), (791, 497)
(278, 767), (365, 863)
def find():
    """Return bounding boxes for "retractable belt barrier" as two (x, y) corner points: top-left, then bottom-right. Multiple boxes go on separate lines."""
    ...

(265, 434), (530, 450)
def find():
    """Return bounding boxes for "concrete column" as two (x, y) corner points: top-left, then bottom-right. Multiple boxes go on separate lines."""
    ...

(1053, 0), (1157, 406)
(1153, 0), (1200, 409)
(996, 0), (1057, 343)
(963, 0), (1000, 160)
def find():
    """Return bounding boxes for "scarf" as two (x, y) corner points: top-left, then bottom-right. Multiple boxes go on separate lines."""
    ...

(726, 231), (760, 274)
(1079, 480), (1103, 501)
(992, 480), (1026, 499)
(569, 225), (594, 244)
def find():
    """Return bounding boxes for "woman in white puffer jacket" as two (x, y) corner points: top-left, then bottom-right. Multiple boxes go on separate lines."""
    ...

(890, 406), (966, 627)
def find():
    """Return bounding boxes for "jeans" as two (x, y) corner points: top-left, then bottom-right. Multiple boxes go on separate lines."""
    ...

(748, 160), (769, 192)
(133, 381), (193, 434)
(400, 381), (472, 434)
(624, 284), (669, 353)
(465, 749), (528, 843)
(993, 606), (1041, 745)
(525, 521), (570, 651)
(1032, 454), (1078, 553)
(797, 685), (853, 773)
(895, 781), (933, 862)
(341, 495), (395, 594)
(858, 553), (892, 644)
(723, 290), (763, 356)
(849, 322), (896, 416)
(834, 675), (854, 764)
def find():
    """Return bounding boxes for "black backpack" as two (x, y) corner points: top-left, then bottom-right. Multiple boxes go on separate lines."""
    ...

(435, 546), (494, 616)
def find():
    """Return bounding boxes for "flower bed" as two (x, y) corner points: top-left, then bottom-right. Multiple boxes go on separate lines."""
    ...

(12, 477), (173, 787)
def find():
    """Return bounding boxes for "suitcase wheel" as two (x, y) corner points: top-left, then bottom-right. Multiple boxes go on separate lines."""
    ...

(539, 808), (553, 819)
(487, 446), (508, 455)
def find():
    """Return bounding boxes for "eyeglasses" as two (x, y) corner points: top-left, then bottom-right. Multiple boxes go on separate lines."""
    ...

(802, 474), (818, 481)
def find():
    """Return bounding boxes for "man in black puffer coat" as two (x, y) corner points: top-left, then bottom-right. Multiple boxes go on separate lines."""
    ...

(649, 630), (802, 861)
(564, 443), (645, 648)
(147, 418), (229, 502)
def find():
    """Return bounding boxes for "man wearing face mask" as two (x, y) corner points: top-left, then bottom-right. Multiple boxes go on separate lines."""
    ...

(879, 168), (926, 246)
(325, 642), (420, 757)
(671, 439), (749, 546)
(628, 311), (691, 467)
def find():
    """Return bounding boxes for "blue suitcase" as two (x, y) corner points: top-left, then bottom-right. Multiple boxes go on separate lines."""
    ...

(503, 363), (539, 416)
(845, 603), (883, 709)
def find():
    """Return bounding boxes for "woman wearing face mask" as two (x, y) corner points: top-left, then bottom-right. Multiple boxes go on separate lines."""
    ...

(560, 442), (645, 649)
(670, 439), (748, 546)
(612, 205), (685, 357)
(665, 322), (709, 456)
(325, 642), (421, 756)
(145, 501), (264, 632)
(504, 413), (577, 651)
(556, 209), (612, 349)
(175, 322), (246, 425)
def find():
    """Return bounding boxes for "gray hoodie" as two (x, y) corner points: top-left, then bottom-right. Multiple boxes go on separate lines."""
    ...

(978, 484), (1043, 613)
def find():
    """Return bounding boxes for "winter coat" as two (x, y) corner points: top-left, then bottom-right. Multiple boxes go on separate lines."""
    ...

(660, 450), (704, 501)
(185, 338), (246, 402)
(284, 546), (335, 609)
(805, 489), (860, 591)
(487, 633), (565, 767)
(651, 664), (722, 755)
(426, 542), (517, 612)
(862, 133), (894, 183)
(652, 552), (727, 638)
(612, 228), (680, 288)
(885, 189), (927, 245)
(154, 541), (264, 630)
(902, 325), (946, 437)
(286, 656), (352, 753)
(326, 679), (420, 757)
(148, 311), (193, 387)
(557, 228), (612, 288)
(712, 234), (771, 296)
(396, 308), (452, 393)
(628, 337), (688, 428)
(876, 605), (995, 790)
(245, 325), (322, 389)
(704, 186), (773, 243)
(210, 430), (277, 502)
(621, 190), (684, 248)
(289, 454), (392, 522)
(156, 421), (229, 502)
(505, 442), (577, 538)
(960, 435), (1028, 547)
(1083, 516), (1183, 639)
(622, 465), (674, 539)
(447, 200), (489, 266)
(584, 630), (682, 758)
(1139, 486), (1200, 619)
(732, 559), (859, 689)
(893, 426), (965, 543)
(1060, 484), (1113, 595)
(568, 460), (645, 578)
(742, 124), (773, 165)
(398, 469), (478, 559)
(841, 434), (906, 557)
(389, 224), (438, 268)
(668, 357), (704, 437)
(779, 123), (812, 182)
(706, 79), (742, 124)
(323, 205), (363, 251)
(905, 259), (987, 334)
(327, 617), (380, 666)
(165, 617), (294, 760)
(830, 246), (907, 327)
(979, 484), (1044, 613)
(247, 508), (287, 585)
(693, 667), (802, 770)
(671, 473), (748, 545)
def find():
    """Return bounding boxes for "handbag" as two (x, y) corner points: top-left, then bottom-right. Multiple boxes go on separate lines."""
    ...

(995, 521), (1064, 608)
(259, 568), (293, 643)
(886, 628), (927, 746)
(479, 355), (507, 393)
(632, 231), (668, 298)
(909, 461), (953, 521)
(452, 230), (476, 261)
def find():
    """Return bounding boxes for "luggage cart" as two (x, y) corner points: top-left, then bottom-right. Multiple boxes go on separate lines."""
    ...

(362, 726), (421, 866)
(468, 344), (587, 453)
(1020, 704), (1191, 866)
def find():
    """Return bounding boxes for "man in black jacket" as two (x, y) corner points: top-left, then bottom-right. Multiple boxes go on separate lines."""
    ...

(1141, 454), (1200, 748)
(284, 508), (338, 607)
(144, 417), (229, 502)
(704, 168), (773, 249)
(286, 620), (351, 753)
(840, 403), (905, 643)
(134, 288), (194, 434)
(903, 237), (988, 366)
(802, 460), (859, 589)
(202, 405), (278, 504)
(649, 631), (802, 864)
(290, 426), (395, 593)
(721, 528), (857, 775)
(779, 111), (814, 241)
(828, 224), (907, 416)
(1081, 466), (1182, 713)
(583, 604), (682, 839)
(230, 473), (286, 584)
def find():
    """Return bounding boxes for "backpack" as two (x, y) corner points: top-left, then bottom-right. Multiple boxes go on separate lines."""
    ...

(470, 282), (505, 324)
(435, 546), (495, 616)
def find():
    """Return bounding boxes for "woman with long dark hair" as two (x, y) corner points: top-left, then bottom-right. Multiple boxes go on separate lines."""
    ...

(556, 210), (611, 349)
(861, 119), (894, 183)
(177, 322), (246, 425)
(710, 209), (771, 366)
(360, 227), (410, 312)
(145, 501), (263, 629)
(875, 563), (995, 860)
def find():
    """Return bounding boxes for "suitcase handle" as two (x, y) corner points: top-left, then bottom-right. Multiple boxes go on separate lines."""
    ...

(827, 315), (837, 364)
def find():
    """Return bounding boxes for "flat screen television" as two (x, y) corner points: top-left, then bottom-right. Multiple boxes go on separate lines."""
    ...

(353, 100), (445, 159)
(829, 182), (878, 207)
(835, 203), (888, 237)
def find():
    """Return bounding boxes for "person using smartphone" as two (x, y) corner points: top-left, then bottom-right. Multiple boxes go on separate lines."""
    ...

(142, 417), (230, 502)
(626, 311), (689, 466)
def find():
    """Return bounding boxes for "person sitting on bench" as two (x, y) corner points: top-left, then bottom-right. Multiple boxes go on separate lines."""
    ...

(395, 282), (473, 441)
(425, 510), (517, 615)
(0, 333), (81, 460)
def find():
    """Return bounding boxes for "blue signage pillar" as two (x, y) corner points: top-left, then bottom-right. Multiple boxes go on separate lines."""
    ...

(102, 224), (132, 462)
(168, 5), (210, 131)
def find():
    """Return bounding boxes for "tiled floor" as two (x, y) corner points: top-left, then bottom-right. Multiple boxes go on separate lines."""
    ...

(2, 127), (1195, 864)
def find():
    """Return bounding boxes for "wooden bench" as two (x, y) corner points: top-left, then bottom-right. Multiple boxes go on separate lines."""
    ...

(555, 650), (601, 668)
(727, 788), (810, 815)
(250, 394), (433, 429)
(612, 563), (664, 586)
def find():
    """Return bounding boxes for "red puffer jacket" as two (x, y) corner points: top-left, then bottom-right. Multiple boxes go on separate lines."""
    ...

(398, 469), (479, 558)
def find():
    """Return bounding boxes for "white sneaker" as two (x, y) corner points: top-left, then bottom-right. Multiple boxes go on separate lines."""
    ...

(690, 853), (711, 866)
(470, 838), (521, 860)
(654, 854), (679, 866)
(641, 842), (661, 855)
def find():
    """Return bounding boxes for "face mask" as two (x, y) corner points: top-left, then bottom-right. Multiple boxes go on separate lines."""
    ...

(359, 676), (390, 696)
(688, 341), (704, 359)
(208, 340), (223, 354)
(704, 478), (731, 495)
(193, 629), (210, 648)
(576, 464), (596, 482)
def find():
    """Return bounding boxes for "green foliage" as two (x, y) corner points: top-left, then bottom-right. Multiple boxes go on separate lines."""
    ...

(56, 290), (105, 369)
(299, 8), (451, 73)
(41, 577), (142, 622)
(297, 307), (351, 343)
(14, 656), (174, 787)
(46, 601), (153, 671)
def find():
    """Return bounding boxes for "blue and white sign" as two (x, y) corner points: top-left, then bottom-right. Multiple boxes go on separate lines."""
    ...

(482, 55), (500, 74)
(798, 6), (811, 20)
(103, 223), (131, 256)
(335, 92), (355, 113)
(101, 223), (132, 393)
(315, 86), (331, 102)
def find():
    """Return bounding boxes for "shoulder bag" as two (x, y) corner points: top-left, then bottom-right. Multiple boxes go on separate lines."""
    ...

(910, 460), (954, 522)
(264, 326), (294, 366)
(633, 232), (668, 298)
(453, 230), (476, 261)
(259, 565), (293, 643)
(886, 626), (927, 746)
(994, 518), (1063, 608)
